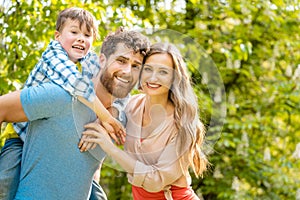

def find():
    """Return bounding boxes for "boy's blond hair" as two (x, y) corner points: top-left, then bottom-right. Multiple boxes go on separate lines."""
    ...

(56, 7), (98, 41)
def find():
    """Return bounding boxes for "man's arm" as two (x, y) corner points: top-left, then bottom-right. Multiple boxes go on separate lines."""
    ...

(0, 90), (28, 126)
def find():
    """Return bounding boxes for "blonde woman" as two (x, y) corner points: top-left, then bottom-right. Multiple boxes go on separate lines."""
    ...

(80, 42), (208, 199)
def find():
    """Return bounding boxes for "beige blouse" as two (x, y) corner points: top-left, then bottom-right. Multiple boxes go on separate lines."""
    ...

(124, 94), (192, 194)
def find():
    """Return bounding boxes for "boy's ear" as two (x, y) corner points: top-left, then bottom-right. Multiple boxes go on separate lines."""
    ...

(54, 31), (60, 40)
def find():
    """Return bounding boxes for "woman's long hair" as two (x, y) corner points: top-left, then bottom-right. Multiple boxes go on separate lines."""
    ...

(142, 42), (208, 177)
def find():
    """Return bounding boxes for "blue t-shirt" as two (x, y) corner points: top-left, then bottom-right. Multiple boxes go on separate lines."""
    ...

(14, 82), (106, 200)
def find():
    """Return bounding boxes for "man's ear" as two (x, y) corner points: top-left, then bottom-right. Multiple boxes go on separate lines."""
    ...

(99, 54), (106, 67)
(54, 31), (60, 40)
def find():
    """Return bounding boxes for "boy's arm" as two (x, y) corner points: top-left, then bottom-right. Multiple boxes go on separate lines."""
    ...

(0, 91), (28, 126)
(41, 41), (100, 102)
(77, 96), (126, 144)
(41, 42), (126, 142)
(77, 96), (112, 122)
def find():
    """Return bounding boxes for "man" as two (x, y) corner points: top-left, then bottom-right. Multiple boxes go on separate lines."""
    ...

(0, 27), (150, 200)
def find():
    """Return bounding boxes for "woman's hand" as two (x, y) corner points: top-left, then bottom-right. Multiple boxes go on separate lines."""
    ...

(78, 122), (113, 152)
(78, 134), (97, 152)
(101, 117), (126, 145)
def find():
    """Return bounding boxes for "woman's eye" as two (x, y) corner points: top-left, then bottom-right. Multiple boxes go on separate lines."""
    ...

(160, 70), (168, 75)
(144, 67), (152, 71)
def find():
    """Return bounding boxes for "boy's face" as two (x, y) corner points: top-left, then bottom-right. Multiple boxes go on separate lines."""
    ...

(55, 19), (93, 63)
(99, 43), (144, 98)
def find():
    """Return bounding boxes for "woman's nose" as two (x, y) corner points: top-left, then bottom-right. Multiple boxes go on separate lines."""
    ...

(149, 72), (158, 81)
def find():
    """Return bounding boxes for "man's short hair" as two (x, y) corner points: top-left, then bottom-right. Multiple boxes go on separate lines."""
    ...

(101, 27), (150, 58)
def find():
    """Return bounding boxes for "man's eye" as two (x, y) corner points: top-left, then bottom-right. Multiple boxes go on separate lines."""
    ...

(118, 59), (126, 64)
(132, 65), (140, 70)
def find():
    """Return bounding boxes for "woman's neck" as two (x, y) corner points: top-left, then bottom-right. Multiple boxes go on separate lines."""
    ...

(141, 94), (174, 139)
(144, 94), (169, 108)
(143, 95), (174, 123)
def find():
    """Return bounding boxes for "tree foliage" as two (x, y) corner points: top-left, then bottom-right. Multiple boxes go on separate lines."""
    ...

(1, 0), (300, 199)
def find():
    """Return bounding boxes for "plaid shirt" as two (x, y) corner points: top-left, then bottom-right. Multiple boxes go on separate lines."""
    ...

(14, 40), (101, 140)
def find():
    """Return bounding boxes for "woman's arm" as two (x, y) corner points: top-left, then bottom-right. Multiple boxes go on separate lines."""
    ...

(80, 122), (184, 192)
(0, 90), (28, 125)
(79, 122), (135, 172)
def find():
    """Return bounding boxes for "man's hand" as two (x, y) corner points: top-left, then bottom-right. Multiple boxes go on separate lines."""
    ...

(0, 91), (28, 124)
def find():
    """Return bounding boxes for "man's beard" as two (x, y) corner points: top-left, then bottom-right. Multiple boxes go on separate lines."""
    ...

(100, 67), (134, 98)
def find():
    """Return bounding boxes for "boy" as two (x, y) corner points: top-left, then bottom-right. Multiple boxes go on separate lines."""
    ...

(0, 7), (124, 200)
(14, 6), (125, 144)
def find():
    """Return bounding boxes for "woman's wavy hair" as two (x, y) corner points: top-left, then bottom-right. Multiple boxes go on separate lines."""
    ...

(141, 42), (208, 177)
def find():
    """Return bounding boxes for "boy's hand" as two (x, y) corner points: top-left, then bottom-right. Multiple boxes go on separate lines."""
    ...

(77, 96), (126, 145)
(101, 117), (126, 145)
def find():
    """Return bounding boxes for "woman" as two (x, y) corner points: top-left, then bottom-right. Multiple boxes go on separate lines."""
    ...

(80, 42), (208, 199)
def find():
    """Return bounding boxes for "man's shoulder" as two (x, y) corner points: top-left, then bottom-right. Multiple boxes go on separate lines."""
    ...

(23, 82), (70, 100)
(21, 82), (72, 118)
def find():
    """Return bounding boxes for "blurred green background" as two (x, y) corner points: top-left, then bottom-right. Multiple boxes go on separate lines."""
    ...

(0, 0), (299, 199)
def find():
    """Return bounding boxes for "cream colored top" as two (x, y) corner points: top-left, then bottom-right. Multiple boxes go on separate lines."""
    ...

(124, 94), (192, 194)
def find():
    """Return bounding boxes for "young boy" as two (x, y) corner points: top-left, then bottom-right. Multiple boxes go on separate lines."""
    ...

(0, 7), (125, 200)
(14, 7), (125, 143)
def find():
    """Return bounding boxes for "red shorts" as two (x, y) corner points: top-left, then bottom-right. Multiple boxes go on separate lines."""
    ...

(132, 185), (200, 200)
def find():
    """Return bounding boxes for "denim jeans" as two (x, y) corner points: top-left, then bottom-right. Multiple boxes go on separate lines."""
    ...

(0, 138), (23, 200)
(90, 180), (108, 200)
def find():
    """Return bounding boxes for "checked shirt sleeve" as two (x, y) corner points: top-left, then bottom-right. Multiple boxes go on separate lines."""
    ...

(40, 41), (100, 102)
(13, 41), (101, 139)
